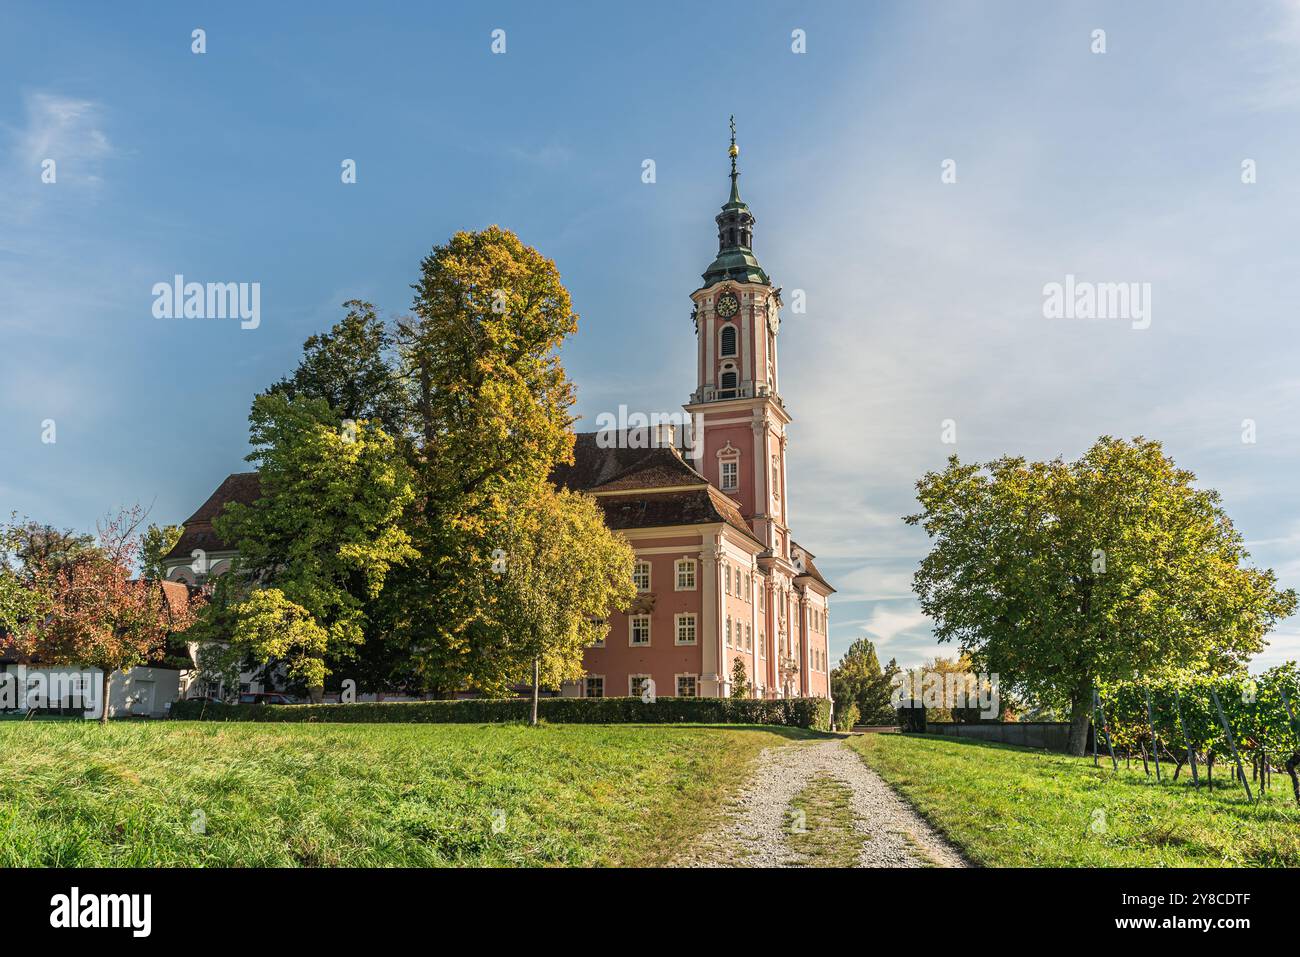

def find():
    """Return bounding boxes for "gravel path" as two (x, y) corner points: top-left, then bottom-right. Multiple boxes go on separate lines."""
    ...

(677, 737), (967, 868)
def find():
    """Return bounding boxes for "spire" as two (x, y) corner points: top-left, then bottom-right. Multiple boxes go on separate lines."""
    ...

(727, 114), (741, 205)
(702, 115), (769, 287)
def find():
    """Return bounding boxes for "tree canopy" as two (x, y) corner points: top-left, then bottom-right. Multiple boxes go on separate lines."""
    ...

(905, 436), (1296, 753)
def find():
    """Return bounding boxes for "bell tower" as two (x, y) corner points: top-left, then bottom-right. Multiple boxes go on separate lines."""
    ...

(684, 117), (793, 564)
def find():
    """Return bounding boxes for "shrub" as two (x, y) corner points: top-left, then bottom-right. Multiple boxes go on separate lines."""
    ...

(834, 702), (860, 732)
(171, 695), (834, 730)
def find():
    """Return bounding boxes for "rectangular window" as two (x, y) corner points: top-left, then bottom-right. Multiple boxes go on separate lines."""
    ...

(725, 615), (732, 646)
(676, 675), (698, 698)
(632, 561), (651, 592)
(720, 459), (738, 491)
(675, 613), (697, 646)
(630, 615), (651, 646)
(585, 675), (604, 698)
(629, 674), (651, 697)
(675, 559), (696, 590)
(724, 565), (731, 595)
(760, 629), (766, 658)
(745, 623), (752, 651)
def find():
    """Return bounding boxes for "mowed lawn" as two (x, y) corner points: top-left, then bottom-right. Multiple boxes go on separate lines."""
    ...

(0, 722), (806, 867)
(850, 733), (1300, 867)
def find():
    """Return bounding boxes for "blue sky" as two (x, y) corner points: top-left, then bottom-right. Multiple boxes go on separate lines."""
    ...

(5, 0), (1300, 672)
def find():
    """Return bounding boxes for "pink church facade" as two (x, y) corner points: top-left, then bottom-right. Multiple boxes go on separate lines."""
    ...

(555, 132), (834, 701)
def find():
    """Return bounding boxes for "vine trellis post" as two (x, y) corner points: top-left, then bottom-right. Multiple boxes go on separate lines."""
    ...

(1209, 688), (1253, 803)
(1094, 688), (1118, 771)
(1144, 687), (1161, 782)
(1173, 689), (1198, 785)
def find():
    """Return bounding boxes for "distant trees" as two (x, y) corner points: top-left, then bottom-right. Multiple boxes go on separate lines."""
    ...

(906, 436), (1296, 755)
(831, 638), (898, 726)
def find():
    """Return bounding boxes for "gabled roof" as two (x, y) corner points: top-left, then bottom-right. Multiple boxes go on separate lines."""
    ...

(163, 472), (261, 562)
(791, 540), (835, 593)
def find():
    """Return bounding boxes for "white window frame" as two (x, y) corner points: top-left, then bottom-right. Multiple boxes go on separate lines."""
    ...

(720, 458), (739, 492)
(725, 615), (732, 647)
(675, 613), (698, 646)
(675, 558), (697, 591)
(675, 674), (699, 698)
(632, 560), (651, 592)
(585, 675), (605, 698)
(629, 615), (651, 647)
(629, 673), (652, 697)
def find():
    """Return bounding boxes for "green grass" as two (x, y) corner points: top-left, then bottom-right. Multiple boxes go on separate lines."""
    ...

(787, 773), (861, 867)
(849, 733), (1300, 867)
(0, 721), (808, 866)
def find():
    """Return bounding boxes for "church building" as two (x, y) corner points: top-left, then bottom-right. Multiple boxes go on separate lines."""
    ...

(162, 124), (833, 701)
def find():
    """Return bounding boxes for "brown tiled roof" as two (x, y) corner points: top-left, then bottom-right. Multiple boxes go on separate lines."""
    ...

(551, 433), (707, 492)
(597, 489), (761, 544)
(551, 434), (759, 544)
(791, 540), (835, 592)
(163, 472), (261, 561)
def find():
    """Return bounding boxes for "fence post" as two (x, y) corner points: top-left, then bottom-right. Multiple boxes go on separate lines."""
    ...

(1174, 689), (1198, 785)
(1210, 688), (1253, 803)
(1091, 689), (1099, 766)
(1095, 690), (1118, 771)
(1144, 687), (1161, 782)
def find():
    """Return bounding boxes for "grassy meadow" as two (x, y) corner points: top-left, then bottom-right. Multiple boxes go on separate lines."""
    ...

(0, 721), (807, 867)
(850, 732), (1300, 867)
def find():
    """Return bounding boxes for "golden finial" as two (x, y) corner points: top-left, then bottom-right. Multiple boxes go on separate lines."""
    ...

(728, 115), (739, 159)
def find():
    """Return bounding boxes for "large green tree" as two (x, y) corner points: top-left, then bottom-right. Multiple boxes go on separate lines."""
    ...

(211, 392), (417, 696)
(905, 436), (1296, 754)
(264, 299), (411, 438)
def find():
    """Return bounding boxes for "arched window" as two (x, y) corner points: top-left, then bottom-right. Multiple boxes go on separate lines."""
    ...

(720, 369), (738, 390)
(719, 324), (737, 357)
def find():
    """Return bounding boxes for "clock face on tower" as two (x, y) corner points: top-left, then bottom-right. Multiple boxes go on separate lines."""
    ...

(716, 292), (739, 318)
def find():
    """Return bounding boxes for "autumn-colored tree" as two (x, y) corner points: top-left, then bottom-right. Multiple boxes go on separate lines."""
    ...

(906, 436), (1296, 755)
(483, 485), (635, 721)
(385, 226), (632, 696)
(1, 507), (198, 722)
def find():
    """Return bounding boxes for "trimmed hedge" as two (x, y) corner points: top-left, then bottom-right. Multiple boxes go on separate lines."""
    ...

(170, 695), (833, 730)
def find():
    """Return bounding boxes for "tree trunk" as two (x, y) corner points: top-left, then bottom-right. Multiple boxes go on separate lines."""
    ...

(308, 685), (324, 704)
(1067, 687), (1091, 756)
(530, 657), (540, 727)
(99, 669), (111, 724)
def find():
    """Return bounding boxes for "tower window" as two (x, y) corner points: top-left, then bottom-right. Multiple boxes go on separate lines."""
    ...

(719, 324), (737, 357)
(720, 369), (738, 390)
(720, 459), (738, 491)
